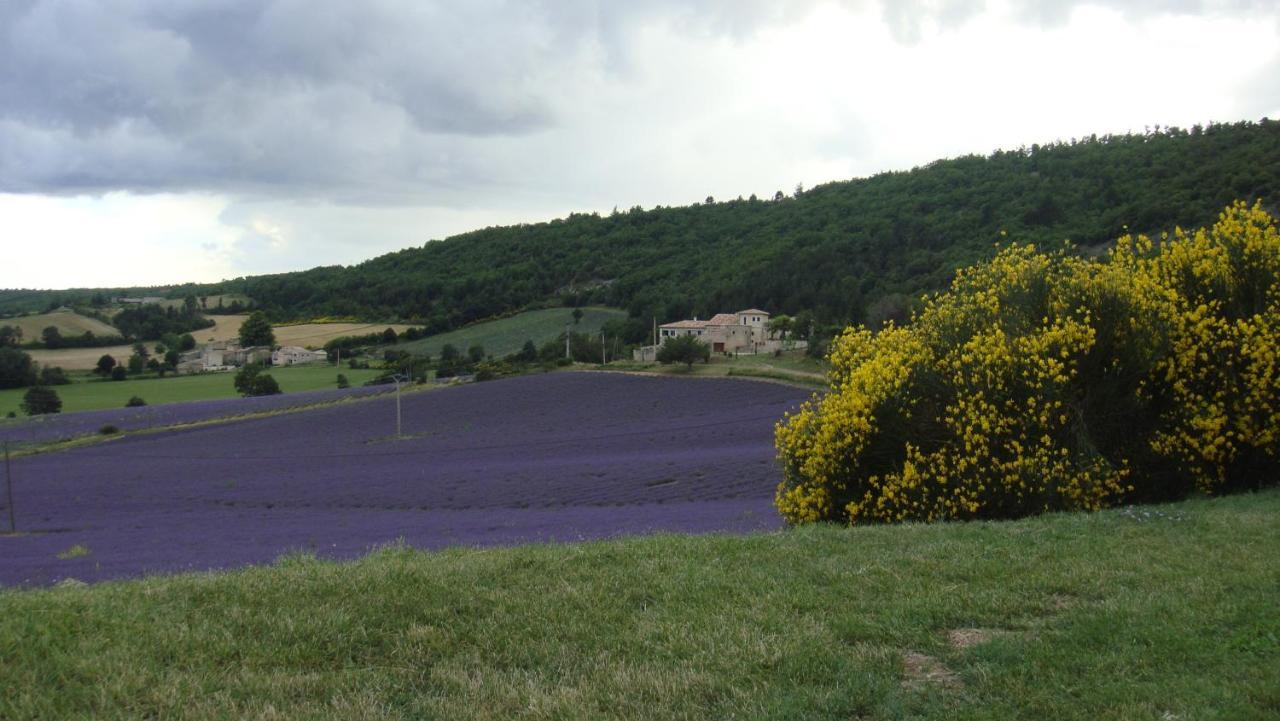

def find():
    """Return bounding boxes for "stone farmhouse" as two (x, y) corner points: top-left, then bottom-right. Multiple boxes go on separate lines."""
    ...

(272, 346), (329, 366)
(176, 341), (272, 374)
(635, 308), (799, 361)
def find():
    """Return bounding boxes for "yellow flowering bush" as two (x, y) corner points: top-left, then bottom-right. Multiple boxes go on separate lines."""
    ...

(776, 201), (1280, 525)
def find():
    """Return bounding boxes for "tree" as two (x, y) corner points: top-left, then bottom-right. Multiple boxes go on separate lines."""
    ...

(41, 326), (63, 349)
(126, 396), (147, 407)
(572, 308), (584, 324)
(656, 334), (711, 368)
(0, 325), (22, 347)
(39, 366), (70, 386)
(337, 373), (350, 389)
(467, 344), (486, 364)
(0, 347), (36, 389)
(178, 333), (196, 351)
(381, 327), (398, 344)
(239, 311), (275, 347)
(110, 366), (127, 381)
(127, 354), (145, 375)
(234, 364), (282, 397)
(95, 354), (117, 376)
(792, 310), (815, 340)
(767, 315), (794, 342)
(21, 386), (61, 415)
(517, 339), (538, 362)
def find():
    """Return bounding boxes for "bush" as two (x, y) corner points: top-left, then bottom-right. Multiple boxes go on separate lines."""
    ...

(656, 335), (711, 368)
(775, 201), (1280, 526)
(21, 386), (62, 415)
(110, 366), (128, 381)
(39, 366), (70, 386)
(99, 424), (120, 435)
(337, 373), (350, 389)
(125, 396), (147, 407)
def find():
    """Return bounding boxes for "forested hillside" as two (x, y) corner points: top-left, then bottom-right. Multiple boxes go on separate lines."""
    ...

(7, 121), (1278, 335)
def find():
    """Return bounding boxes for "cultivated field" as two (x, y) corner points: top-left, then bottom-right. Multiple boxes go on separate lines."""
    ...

(201, 316), (417, 347)
(0, 364), (386, 416)
(393, 306), (628, 358)
(3, 309), (119, 338)
(274, 320), (417, 347)
(0, 373), (807, 585)
(24, 343), (136, 370)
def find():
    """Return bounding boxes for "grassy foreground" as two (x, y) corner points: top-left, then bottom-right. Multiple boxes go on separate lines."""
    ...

(2, 491), (1277, 720)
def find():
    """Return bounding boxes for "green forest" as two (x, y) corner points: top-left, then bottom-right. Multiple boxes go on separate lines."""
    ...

(5, 121), (1277, 339)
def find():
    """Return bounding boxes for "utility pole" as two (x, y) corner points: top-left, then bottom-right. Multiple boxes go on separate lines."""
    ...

(565, 323), (571, 361)
(601, 332), (606, 365)
(4, 441), (13, 534)
(391, 373), (408, 438)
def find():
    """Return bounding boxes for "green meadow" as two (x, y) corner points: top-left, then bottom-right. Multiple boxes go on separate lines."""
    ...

(0, 364), (385, 415)
(393, 306), (628, 359)
(2, 490), (1276, 720)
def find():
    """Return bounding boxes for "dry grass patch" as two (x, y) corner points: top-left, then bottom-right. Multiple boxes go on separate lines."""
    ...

(946, 628), (1000, 650)
(901, 651), (962, 690)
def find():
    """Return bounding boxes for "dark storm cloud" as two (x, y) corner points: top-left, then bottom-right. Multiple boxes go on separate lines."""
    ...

(0, 0), (1268, 200)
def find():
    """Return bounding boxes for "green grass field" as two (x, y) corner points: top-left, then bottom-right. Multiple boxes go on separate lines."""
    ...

(393, 306), (628, 359)
(608, 348), (829, 387)
(1, 490), (1275, 720)
(0, 364), (385, 415)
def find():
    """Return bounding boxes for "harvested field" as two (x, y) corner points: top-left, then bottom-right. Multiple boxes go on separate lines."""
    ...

(25, 343), (135, 370)
(195, 316), (417, 347)
(3, 309), (119, 339)
(274, 321), (416, 347)
(0, 373), (808, 586)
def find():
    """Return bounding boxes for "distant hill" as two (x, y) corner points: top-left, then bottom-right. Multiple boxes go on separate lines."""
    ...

(7, 120), (1278, 338)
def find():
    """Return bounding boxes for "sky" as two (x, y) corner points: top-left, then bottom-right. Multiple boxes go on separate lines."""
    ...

(2, 0), (1278, 290)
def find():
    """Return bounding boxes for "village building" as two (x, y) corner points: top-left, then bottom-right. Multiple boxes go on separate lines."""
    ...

(271, 346), (329, 366)
(635, 308), (799, 361)
(176, 341), (272, 373)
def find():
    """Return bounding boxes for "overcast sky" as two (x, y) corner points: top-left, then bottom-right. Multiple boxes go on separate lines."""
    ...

(2, 0), (1278, 290)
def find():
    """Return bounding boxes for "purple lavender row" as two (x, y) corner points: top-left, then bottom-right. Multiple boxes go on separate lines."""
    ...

(0, 373), (810, 586)
(0, 383), (395, 446)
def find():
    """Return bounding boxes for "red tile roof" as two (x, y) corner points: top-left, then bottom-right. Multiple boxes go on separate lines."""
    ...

(706, 313), (739, 325)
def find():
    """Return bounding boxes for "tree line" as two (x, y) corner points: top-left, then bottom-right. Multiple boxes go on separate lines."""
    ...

(4, 121), (1278, 342)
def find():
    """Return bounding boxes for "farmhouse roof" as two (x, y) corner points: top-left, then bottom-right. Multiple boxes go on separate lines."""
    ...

(660, 319), (708, 329)
(706, 313), (740, 325)
(737, 308), (770, 316)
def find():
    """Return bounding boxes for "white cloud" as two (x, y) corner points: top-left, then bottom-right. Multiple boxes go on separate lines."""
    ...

(0, 0), (1277, 288)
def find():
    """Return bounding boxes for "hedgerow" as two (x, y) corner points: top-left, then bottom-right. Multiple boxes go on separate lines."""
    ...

(775, 201), (1280, 525)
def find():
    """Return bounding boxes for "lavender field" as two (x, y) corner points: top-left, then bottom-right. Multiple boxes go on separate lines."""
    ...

(0, 372), (809, 586)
